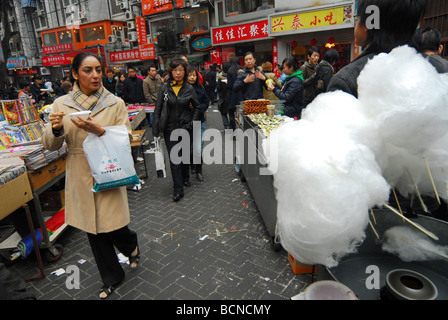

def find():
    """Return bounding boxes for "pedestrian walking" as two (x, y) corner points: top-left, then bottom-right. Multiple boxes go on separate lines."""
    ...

(222, 56), (243, 130)
(315, 49), (340, 96)
(327, 0), (426, 98)
(102, 68), (117, 95)
(143, 65), (162, 126)
(267, 57), (304, 119)
(123, 66), (145, 104)
(116, 72), (127, 100)
(61, 76), (72, 94)
(41, 52), (140, 300)
(233, 52), (267, 101)
(412, 27), (448, 74)
(204, 64), (217, 103)
(300, 46), (320, 106)
(152, 58), (200, 202)
(187, 65), (209, 182)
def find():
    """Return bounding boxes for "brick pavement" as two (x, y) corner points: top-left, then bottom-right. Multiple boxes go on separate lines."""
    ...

(5, 104), (314, 300)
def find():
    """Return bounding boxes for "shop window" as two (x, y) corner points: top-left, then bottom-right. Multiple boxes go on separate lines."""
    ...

(73, 29), (81, 42)
(182, 10), (209, 33)
(43, 32), (58, 47)
(225, 0), (273, 16)
(81, 25), (106, 42)
(58, 30), (73, 44)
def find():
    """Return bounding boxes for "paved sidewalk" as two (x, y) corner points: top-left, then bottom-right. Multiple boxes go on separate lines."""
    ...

(5, 104), (314, 300)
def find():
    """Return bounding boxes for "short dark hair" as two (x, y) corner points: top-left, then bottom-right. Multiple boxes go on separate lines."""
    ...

(283, 57), (301, 71)
(412, 27), (442, 53)
(20, 81), (30, 89)
(323, 49), (340, 64)
(307, 46), (320, 57)
(357, 0), (426, 54)
(168, 58), (188, 82)
(71, 52), (102, 74)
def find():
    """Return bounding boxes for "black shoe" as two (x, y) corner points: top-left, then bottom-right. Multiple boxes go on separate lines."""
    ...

(196, 172), (204, 182)
(173, 193), (184, 202)
(183, 181), (191, 187)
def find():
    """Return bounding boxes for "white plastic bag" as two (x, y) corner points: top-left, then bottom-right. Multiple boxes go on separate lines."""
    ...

(154, 137), (166, 178)
(83, 125), (139, 192)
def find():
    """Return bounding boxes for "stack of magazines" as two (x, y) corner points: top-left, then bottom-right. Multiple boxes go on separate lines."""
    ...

(0, 161), (27, 186)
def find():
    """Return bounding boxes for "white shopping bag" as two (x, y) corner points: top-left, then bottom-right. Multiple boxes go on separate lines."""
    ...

(83, 125), (140, 192)
(154, 136), (166, 178)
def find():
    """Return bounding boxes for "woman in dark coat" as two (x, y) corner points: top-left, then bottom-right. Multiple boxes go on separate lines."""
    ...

(315, 49), (340, 96)
(152, 59), (200, 202)
(268, 57), (304, 119)
(187, 65), (209, 182)
(222, 57), (242, 130)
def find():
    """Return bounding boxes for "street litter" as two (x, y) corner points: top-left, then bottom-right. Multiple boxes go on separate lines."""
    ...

(51, 268), (65, 276)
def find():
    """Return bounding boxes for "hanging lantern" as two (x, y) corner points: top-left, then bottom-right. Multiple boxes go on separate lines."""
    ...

(328, 37), (335, 44)
(310, 39), (318, 46)
(291, 40), (298, 48)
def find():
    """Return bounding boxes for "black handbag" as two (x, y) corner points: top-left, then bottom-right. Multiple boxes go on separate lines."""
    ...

(158, 87), (169, 132)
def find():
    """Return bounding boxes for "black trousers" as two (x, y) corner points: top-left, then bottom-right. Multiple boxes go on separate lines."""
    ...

(164, 131), (191, 195)
(87, 226), (138, 287)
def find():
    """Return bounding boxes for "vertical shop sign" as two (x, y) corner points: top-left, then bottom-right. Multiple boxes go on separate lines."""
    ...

(211, 20), (269, 45)
(142, 0), (184, 16)
(210, 47), (222, 65)
(272, 39), (278, 68)
(136, 17), (147, 45)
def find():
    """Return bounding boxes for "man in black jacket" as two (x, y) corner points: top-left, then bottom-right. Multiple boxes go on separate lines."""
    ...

(123, 66), (145, 104)
(102, 68), (117, 95)
(327, 0), (426, 98)
(30, 75), (52, 106)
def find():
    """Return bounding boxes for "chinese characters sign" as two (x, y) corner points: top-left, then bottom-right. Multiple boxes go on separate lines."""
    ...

(109, 49), (141, 63)
(211, 20), (269, 46)
(6, 57), (28, 68)
(142, 0), (184, 16)
(43, 43), (74, 55)
(138, 43), (155, 60)
(270, 6), (352, 35)
(136, 17), (147, 45)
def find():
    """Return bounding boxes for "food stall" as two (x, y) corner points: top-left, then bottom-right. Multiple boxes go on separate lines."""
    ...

(235, 99), (288, 250)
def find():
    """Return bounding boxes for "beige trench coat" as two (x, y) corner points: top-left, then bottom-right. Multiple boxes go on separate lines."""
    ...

(41, 89), (132, 235)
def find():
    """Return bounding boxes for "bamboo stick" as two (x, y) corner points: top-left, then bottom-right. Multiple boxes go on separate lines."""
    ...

(391, 187), (404, 222)
(424, 157), (441, 205)
(383, 203), (439, 241)
(406, 169), (429, 213)
(370, 208), (377, 224)
(369, 219), (380, 239)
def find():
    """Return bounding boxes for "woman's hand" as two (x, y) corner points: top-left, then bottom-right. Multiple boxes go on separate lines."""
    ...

(255, 70), (266, 81)
(71, 116), (105, 136)
(244, 74), (255, 84)
(49, 111), (65, 130)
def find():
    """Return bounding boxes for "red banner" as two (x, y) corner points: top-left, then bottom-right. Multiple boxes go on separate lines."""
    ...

(43, 43), (74, 55)
(212, 20), (269, 45)
(42, 48), (104, 66)
(142, 0), (183, 16)
(138, 43), (155, 60)
(136, 17), (147, 45)
(109, 49), (140, 63)
(210, 48), (222, 65)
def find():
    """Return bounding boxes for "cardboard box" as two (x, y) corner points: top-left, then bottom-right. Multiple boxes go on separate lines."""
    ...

(287, 253), (317, 275)
(0, 172), (33, 220)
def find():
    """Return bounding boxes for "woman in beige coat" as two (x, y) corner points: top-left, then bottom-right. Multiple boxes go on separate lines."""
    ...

(42, 52), (139, 299)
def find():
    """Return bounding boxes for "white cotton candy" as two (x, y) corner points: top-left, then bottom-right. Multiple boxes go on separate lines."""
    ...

(268, 46), (448, 268)
(270, 119), (390, 267)
(382, 226), (448, 262)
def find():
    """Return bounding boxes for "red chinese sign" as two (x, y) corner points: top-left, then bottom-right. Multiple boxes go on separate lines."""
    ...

(138, 43), (155, 60)
(109, 49), (140, 63)
(211, 20), (269, 45)
(210, 47), (222, 65)
(136, 17), (147, 45)
(42, 48), (103, 67)
(43, 43), (74, 55)
(142, 0), (184, 16)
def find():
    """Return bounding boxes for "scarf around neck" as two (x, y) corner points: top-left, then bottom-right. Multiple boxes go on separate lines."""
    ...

(72, 81), (104, 112)
(286, 69), (304, 82)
